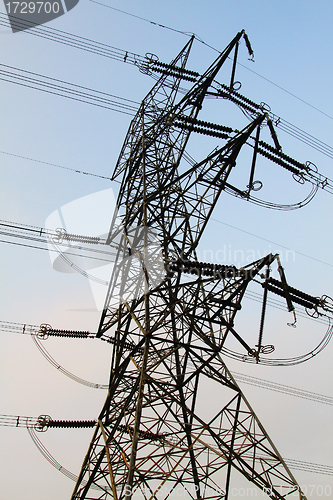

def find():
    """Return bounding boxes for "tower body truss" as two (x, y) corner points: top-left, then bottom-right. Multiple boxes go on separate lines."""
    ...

(71, 33), (307, 500)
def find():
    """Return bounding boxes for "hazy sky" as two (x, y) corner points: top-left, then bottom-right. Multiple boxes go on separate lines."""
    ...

(1, 1), (333, 499)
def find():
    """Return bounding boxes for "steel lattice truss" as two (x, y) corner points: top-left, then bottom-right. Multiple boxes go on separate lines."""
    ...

(71, 32), (309, 500)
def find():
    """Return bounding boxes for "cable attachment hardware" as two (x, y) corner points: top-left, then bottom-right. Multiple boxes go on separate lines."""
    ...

(34, 415), (51, 432)
(38, 324), (52, 340)
(247, 180), (263, 192)
(254, 344), (275, 354)
(292, 173), (306, 184)
(51, 227), (66, 243)
(320, 295), (333, 314)
(287, 309), (297, 328)
(50, 228), (101, 244)
(232, 81), (242, 91)
(137, 52), (159, 75)
(241, 30), (254, 61)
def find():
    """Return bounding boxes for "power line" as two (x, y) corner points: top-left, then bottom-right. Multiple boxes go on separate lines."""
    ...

(89, 1), (191, 38)
(0, 63), (139, 115)
(211, 217), (333, 269)
(0, 219), (118, 263)
(2, 319), (332, 400)
(0, 13), (146, 68)
(3, 60), (333, 169)
(1, 147), (332, 270)
(1, 217), (332, 290)
(232, 371), (333, 405)
(0, 150), (113, 181)
(89, 0), (333, 123)
(0, 414), (332, 476)
(1, 20), (330, 492)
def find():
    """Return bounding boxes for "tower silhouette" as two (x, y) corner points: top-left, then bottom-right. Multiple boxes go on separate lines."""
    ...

(71, 32), (311, 500)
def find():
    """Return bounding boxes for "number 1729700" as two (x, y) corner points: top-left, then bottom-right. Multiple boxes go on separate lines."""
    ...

(5, 1), (60, 14)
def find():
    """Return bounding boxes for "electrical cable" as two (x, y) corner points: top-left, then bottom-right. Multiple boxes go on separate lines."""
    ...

(2, 59), (333, 170)
(0, 63), (139, 115)
(0, 219), (118, 261)
(27, 426), (105, 490)
(0, 218), (331, 325)
(89, 1), (192, 38)
(1, 320), (332, 404)
(224, 181), (319, 211)
(25, 423), (333, 478)
(210, 218), (333, 269)
(2, 16), (332, 486)
(87, 0), (333, 122)
(0, 149), (113, 181)
(221, 319), (333, 366)
(243, 290), (328, 326)
(2, 11), (333, 165)
(1, 218), (332, 303)
(0, 147), (332, 268)
(0, 13), (146, 68)
(31, 334), (108, 389)
(232, 371), (333, 405)
(0, 414), (331, 478)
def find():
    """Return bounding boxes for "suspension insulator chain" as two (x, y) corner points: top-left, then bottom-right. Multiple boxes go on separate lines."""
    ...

(217, 82), (260, 109)
(218, 90), (259, 114)
(177, 115), (234, 133)
(173, 121), (230, 139)
(150, 65), (198, 82)
(34, 415), (96, 432)
(48, 419), (97, 429)
(168, 261), (241, 279)
(256, 148), (301, 175)
(258, 141), (308, 171)
(151, 60), (200, 78)
(38, 324), (93, 339)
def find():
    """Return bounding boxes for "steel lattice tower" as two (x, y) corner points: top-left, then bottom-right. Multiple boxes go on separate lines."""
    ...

(71, 32), (308, 500)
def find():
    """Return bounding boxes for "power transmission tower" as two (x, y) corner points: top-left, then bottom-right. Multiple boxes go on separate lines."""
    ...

(70, 31), (322, 500)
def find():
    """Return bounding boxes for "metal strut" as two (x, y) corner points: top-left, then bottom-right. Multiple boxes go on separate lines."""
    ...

(69, 33), (312, 500)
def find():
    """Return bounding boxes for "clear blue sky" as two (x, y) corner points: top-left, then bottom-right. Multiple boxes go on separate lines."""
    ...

(1, 1), (333, 498)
